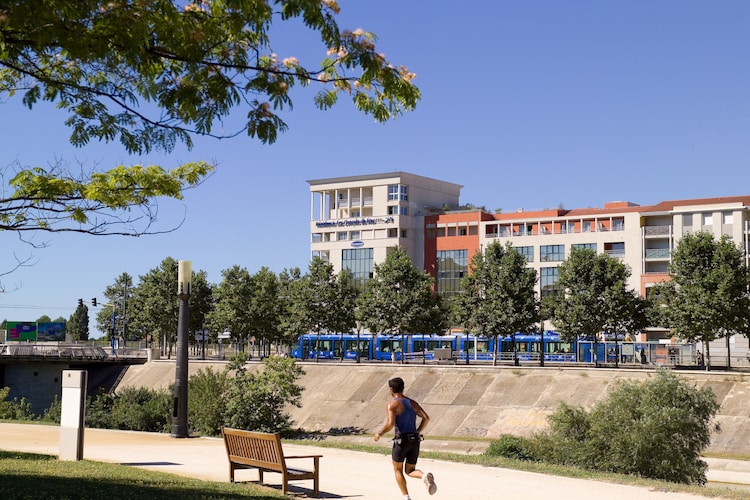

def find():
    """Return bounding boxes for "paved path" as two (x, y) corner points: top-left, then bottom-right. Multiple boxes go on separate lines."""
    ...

(0, 423), (745, 499)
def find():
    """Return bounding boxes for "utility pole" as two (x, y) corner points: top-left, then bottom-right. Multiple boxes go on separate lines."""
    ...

(171, 260), (191, 438)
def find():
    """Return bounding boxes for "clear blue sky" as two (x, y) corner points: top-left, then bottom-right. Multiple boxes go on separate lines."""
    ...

(1, 1), (749, 337)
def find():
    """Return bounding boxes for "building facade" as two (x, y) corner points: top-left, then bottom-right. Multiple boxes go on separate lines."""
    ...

(309, 172), (750, 300)
(308, 172), (462, 287)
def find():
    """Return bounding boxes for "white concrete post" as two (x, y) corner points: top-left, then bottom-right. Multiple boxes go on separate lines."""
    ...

(59, 370), (87, 461)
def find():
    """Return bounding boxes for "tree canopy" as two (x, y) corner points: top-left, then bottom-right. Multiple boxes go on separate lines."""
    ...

(0, 1), (419, 237)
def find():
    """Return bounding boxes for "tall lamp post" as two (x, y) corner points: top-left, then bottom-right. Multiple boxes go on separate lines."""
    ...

(171, 260), (191, 438)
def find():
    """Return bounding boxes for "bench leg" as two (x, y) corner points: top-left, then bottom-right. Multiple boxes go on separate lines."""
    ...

(258, 469), (264, 485)
(313, 456), (320, 497)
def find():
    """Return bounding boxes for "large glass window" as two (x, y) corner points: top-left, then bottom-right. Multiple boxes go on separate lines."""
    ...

(400, 185), (408, 201)
(436, 249), (468, 296)
(540, 267), (561, 298)
(388, 184), (399, 201)
(342, 248), (374, 288)
(572, 243), (597, 252)
(515, 246), (534, 263)
(540, 244), (565, 262)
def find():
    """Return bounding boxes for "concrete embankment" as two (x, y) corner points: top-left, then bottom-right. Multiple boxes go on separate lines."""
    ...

(117, 360), (750, 456)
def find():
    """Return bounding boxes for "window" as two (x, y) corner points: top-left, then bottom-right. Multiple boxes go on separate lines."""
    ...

(447, 227), (456, 236)
(604, 242), (625, 256)
(540, 244), (565, 262)
(458, 227), (468, 236)
(703, 213), (713, 225)
(349, 230), (360, 240)
(399, 206), (408, 216)
(337, 231), (348, 241)
(388, 228), (398, 238)
(572, 243), (597, 252)
(540, 267), (561, 298)
(401, 229), (408, 238)
(387, 205), (398, 215)
(312, 233), (323, 243)
(515, 246), (534, 263)
(312, 250), (329, 261)
(613, 219), (624, 231)
(342, 248), (374, 288)
(436, 250), (468, 296)
(724, 212), (734, 224)
(583, 221), (592, 232)
(388, 184), (408, 201)
(682, 214), (692, 229)
(352, 210), (360, 218)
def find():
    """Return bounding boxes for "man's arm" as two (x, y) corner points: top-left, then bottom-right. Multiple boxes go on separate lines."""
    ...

(374, 400), (399, 441)
(411, 399), (430, 434)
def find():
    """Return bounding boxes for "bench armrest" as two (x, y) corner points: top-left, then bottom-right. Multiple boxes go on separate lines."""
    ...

(285, 455), (323, 459)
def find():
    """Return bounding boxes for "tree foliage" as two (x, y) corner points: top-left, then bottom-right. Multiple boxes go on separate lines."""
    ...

(530, 369), (720, 485)
(547, 247), (648, 342)
(454, 241), (539, 363)
(356, 248), (442, 335)
(68, 301), (89, 341)
(0, 1), (418, 238)
(651, 232), (750, 368)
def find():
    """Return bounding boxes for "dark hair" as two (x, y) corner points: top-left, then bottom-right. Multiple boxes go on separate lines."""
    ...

(388, 377), (405, 393)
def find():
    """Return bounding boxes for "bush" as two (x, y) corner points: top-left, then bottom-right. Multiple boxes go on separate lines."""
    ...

(188, 366), (230, 436)
(86, 386), (171, 433)
(484, 434), (537, 461)
(534, 369), (719, 484)
(0, 386), (34, 420)
(223, 356), (304, 433)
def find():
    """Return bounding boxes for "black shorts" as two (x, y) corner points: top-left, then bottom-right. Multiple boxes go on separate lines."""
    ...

(392, 433), (421, 464)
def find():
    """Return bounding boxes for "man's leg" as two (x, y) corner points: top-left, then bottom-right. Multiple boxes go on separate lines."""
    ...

(392, 460), (409, 495)
(404, 462), (424, 479)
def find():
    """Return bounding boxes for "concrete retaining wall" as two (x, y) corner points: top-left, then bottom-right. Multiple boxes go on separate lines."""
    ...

(117, 361), (750, 455)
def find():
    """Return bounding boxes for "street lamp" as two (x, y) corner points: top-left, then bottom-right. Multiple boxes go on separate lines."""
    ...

(171, 260), (191, 438)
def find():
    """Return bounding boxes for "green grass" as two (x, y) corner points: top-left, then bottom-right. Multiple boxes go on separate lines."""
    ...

(0, 450), (285, 500)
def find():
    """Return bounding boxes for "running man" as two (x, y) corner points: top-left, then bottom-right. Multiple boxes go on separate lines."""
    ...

(374, 377), (437, 499)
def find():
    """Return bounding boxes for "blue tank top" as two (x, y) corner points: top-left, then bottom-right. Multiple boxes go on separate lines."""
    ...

(394, 398), (418, 435)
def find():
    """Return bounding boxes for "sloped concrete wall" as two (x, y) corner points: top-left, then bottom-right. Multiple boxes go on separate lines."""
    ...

(117, 361), (750, 455)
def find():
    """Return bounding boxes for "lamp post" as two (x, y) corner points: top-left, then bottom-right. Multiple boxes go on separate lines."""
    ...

(171, 260), (191, 438)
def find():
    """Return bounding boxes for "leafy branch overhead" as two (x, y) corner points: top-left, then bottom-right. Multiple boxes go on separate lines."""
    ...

(0, 1), (419, 238)
(0, 0), (420, 152)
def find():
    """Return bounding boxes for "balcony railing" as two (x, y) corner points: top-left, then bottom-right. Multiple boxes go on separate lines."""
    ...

(643, 226), (670, 236)
(485, 223), (624, 238)
(645, 248), (671, 259)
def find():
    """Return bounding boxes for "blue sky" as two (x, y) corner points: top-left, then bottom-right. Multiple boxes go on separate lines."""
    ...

(1, 1), (749, 337)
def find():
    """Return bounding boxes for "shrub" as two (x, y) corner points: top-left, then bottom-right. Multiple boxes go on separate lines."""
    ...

(534, 369), (719, 484)
(0, 387), (35, 420)
(188, 366), (230, 436)
(484, 434), (537, 461)
(224, 356), (304, 433)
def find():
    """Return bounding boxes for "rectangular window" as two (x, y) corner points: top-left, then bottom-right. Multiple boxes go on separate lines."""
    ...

(703, 213), (713, 225)
(387, 205), (398, 215)
(399, 206), (408, 216)
(388, 184), (399, 201)
(436, 249), (468, 297)
(583, 221), (592, 232)
(613, 219), (624, 231)
(352, 210), (360, 218)
(682, 214), (693, 229)
(400, 185), (408, 201)
(724, 212), (733, 224)
(342, 248), (374, 288)
(572, 243), (597, 252)
(388, 228), (398, 238)
(515, 246), (534, 263)
(604, 242), (625, 256)
(349, 230), (361, 240)
(401, 229), (407, 238)
(540, 267), (561, 298)
(540, 244), (565, 262)
(447, 227), (456, 236)
(458, 227), (468, 236)
(312, 233), (323, 243)
(337, 231), (348, 241)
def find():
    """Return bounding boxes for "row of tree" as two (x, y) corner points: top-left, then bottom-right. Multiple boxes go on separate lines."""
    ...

(61, 231), (749, 368)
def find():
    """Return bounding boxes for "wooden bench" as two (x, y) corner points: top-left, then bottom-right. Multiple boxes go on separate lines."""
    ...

(221, 427), (321, 497)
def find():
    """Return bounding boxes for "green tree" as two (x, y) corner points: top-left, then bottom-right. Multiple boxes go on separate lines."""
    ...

(247, 267), (283, 357)
(278, 267), (305, 346)
(454, 241), (540, 366)
(68, 302), (89, 341)
(95, 273), (134, 342)
(127, 258), (213, 356)
(652, 232), (750, 370)
(206, 265), (254, 352)
(547, 247), (647, 366)
(36, 315), (51, 324)
(0, 1), (417, 245)
(356, 248), (441, 360)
